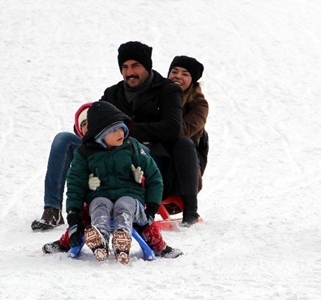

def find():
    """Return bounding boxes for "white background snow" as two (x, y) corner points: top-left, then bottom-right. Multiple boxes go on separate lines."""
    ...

(1, 0), (321, 299)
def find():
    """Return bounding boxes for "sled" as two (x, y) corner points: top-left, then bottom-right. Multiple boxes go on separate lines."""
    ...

(155, 196), (203, 230)
(68, 219), (156, 261)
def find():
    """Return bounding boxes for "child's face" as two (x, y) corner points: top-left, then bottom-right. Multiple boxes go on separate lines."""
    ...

(80, 120), (88, 136)
(103, 128), (125, 148)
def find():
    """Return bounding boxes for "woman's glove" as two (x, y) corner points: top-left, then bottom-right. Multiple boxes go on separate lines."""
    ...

(88, 173), (101, 191)
(67, 209), (85, 248)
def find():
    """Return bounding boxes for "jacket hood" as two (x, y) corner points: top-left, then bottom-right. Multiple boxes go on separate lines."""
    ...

(83, 101), (131, 143)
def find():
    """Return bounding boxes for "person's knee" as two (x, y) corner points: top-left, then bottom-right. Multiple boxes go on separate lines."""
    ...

(89, 197), (111, 214)
(173, 137), (196, 155)
(172, 137), (197, 160)
(114, 196), (136, 213)
(51, 132), (77, 150)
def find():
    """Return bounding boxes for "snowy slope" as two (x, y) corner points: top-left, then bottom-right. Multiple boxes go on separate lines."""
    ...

(1, 0), (321, 299)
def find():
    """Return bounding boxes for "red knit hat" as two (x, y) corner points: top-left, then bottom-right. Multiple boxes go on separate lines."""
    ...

(74, 102), (92, 137)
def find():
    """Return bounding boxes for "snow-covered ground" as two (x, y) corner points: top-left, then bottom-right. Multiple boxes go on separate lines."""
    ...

(1, 0), (321, 299)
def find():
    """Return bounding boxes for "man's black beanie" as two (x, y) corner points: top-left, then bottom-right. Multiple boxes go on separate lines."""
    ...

(118, 41), (153, 72)
(168, 55), (204, 84)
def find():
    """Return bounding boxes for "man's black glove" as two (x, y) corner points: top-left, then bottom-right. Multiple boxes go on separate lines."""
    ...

(144, 203), (160, 225)
(67, 209), (85, 248)
(135, 203), (160, 234)
(145, 203), (160, 219)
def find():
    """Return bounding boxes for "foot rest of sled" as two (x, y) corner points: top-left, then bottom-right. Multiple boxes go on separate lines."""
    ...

(155, 216), (203, 230)
(154, 218), (181, 231)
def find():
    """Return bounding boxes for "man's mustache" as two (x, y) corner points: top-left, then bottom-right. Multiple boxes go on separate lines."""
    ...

(126, 75), (139, 80)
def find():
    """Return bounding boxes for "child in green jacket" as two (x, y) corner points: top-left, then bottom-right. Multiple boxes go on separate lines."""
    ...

(66, 101), (163, 265)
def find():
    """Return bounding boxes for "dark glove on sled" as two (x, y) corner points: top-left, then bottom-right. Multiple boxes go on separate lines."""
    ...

(144, 203), (159, 224)
(135, 203), (159, 234)
(145, 203), (159, 219)
(67, 209), (85, 248)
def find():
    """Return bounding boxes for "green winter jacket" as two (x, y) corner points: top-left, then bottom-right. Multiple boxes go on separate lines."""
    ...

(66, 137), (163, 212)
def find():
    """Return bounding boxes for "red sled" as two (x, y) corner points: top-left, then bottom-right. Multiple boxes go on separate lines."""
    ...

(155, 196), (203, 230)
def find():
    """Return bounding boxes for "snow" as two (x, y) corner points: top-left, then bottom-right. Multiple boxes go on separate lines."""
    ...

(1, 0), (321, 299)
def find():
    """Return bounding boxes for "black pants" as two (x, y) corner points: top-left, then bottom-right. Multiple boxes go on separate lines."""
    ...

(171, 137), (199, 219)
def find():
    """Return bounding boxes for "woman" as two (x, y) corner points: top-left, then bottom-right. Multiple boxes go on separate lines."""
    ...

(168, 56), (209, 226)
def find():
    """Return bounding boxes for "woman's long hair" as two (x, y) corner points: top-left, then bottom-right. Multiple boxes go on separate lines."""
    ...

(182, 82), (202, 107)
